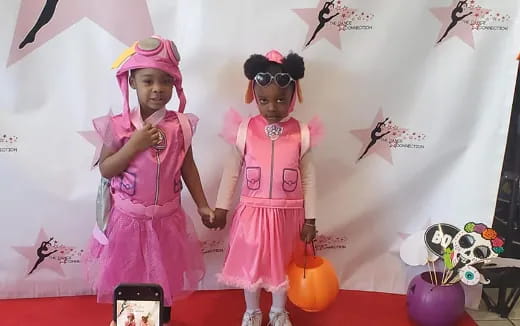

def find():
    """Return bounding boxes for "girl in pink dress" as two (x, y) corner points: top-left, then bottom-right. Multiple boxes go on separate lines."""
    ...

(83, 36), (214, 326)
(213, 51), (320, 326)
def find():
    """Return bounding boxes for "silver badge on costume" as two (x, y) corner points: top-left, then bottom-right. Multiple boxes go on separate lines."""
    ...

(265, 124), (283, 140)
(96, 177), (112, 234)
(152, 128), (167, 152)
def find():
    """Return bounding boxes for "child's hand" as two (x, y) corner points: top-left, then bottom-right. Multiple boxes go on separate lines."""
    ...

(300, 219), (317, 243)
(212, 208), (228, 230)
(199, 206), (216, 229)
(128, 123), (162, 152)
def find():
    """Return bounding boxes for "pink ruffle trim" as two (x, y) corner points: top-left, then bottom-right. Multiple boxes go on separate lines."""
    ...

(216, 273), (289, 292)
(218, 108), (243, 145)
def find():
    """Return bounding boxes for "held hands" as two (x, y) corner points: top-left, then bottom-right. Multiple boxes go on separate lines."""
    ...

(300, 219), (317, 243)
(201, 208), (227, 230)
(213, 208), (227, 230)
(198, 206), (216, 229)
(128, 123), (162, 152)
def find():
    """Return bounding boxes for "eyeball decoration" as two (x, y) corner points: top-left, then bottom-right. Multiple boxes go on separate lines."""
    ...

(458, 265), (480, 286)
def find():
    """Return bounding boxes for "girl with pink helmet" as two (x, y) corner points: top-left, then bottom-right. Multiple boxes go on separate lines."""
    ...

(212, 50), (322, 326)
(82, 35), (214, 326)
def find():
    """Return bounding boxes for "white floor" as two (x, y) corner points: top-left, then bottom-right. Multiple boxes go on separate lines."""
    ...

(467, 289), (520, 326)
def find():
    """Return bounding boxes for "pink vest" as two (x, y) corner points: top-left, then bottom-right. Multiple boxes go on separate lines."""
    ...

(237, 115), (310, 208)
(109, 111), (193, 207)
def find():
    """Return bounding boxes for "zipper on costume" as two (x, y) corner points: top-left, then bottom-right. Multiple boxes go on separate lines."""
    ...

(154, 152), (160, 205)
(269, 140), (274, 199)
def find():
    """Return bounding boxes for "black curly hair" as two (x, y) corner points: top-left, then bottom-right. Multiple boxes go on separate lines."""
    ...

(243, 52), (305, 81)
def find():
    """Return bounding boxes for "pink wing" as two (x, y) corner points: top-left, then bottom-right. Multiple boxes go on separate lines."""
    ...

(93, 110), (116, 148)
(185, 113), (200, 134)
(308, 116), (324, 148)
(219, 108), (243, 145)
(83, 110), (117, 168)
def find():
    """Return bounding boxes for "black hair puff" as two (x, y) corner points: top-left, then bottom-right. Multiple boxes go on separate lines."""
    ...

(282, 52), (305, 80)
(243, 52), (305, 81)
(243, 54), (270, 80)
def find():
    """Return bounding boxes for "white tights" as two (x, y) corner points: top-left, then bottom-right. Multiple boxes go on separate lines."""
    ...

(244, 288), (287, 313)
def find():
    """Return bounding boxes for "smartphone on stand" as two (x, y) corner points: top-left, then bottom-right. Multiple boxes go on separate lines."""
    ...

(114, 283), (164, 326)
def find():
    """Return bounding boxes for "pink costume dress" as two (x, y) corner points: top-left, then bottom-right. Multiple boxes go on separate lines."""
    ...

(216, 113), (318, 292)
(83, 107), (204, 306)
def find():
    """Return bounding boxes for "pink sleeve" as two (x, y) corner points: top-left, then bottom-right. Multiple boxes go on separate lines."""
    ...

(301, 151), (317, 219)
(215, 148), (243, 210)
(302, 118), (322, 218)
(218, 108), (243, 145)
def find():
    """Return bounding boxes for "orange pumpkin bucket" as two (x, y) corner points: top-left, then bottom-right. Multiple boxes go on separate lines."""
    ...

(287, 244), (339, 312)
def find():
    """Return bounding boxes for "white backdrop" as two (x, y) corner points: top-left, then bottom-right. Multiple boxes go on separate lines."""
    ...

(0, 0), (519, 300)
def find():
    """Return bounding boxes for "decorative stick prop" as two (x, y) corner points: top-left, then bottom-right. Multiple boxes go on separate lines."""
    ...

(432, 259), (438, 285)
(427, 261), (434, 284)
(441, 248), (454, 285)
(435, 224), (445, 286)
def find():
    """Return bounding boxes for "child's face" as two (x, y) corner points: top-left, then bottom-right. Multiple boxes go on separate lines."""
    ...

(130, 68), (174, 113)
(254, 82), (294, 124)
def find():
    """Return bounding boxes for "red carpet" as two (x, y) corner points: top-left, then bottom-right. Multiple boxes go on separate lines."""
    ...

(0, 290), (477, 326)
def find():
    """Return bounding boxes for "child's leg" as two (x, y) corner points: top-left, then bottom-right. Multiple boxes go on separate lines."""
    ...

(244, 289), (261, 312)
(269, 289), (292, 325)
(242, 289), (262, 326)
(271, 289), (287, 313)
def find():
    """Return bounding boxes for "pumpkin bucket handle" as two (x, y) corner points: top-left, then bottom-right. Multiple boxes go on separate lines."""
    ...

(303, 240), (317, 279)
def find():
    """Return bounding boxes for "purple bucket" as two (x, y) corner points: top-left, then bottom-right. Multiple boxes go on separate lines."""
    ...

(406, 272), (465, 326)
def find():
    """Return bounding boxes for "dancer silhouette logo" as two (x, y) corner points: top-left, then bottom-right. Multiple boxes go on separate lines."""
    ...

(12, 228), (83, 277)
(431, 0), (511, 49)
(18, 0), (59, 50)
(293, 0), (374, 50)
(7, 0), (154, 66)
(0, 133), (18, 153)
(350, 109), (426, 165)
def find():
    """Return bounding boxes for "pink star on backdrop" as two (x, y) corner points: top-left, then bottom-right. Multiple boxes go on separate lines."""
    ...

(12, 228), (66, 277)
(7, 0), (154, 66)
(78, 110), (113, 169)
(293, 0), (352, 49)
(430, 0), (488, 48)
(350, 108), (396, 164)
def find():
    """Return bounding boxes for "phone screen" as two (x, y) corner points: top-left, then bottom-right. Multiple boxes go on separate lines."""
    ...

(115, 299), (160, 326)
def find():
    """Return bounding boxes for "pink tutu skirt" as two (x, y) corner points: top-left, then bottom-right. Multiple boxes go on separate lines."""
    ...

(217, 203), (305, 292)
(83, 200), (204, 306)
